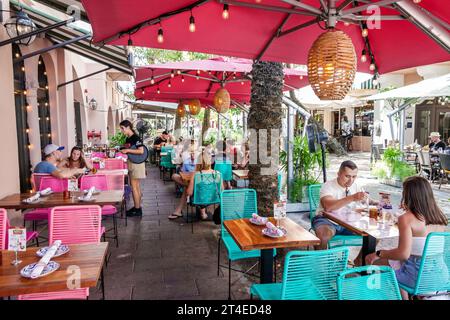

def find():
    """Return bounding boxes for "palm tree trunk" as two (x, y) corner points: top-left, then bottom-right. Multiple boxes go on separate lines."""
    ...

(201, 108), (211, 146)
(248, 61), (284, 217)
(173, 112), (182, 139)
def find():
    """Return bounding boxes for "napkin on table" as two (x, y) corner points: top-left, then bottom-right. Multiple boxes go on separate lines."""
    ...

(84, 186), (96, 200)
(252, 213), (268, 224)
(30, 240), (61, 279)
(265, 222), (285, 237)
(24, 193), (41, 203)
(40, 188), (52, 195)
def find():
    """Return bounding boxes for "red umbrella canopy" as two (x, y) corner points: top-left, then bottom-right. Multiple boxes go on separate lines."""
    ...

(82, 0), (449, 75)
(134, 57), (307, 104)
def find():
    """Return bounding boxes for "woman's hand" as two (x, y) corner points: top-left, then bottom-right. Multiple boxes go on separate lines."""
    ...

(121, 149), (129, 154)
(365, 252), (379, 265)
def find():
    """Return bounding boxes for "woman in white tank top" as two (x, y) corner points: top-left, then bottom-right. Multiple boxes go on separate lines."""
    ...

(366, 176), (448, 299)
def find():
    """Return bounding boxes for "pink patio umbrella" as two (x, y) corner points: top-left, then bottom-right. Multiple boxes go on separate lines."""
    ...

(82, 0), (449, 76)
(134, 56), (307, 104)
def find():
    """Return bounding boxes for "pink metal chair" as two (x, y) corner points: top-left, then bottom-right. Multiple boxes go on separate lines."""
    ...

(104, 158), (125, 170)
(80, 175), (119, 247)
(0, 209), (7, 250)
(18, 205), (103, 300)
(5, 219), (39, 247)
(24, 177), (69, 230)
(31, 173), (51, 192)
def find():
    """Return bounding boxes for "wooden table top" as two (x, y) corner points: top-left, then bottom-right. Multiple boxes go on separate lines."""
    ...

(224, 217), (320, 251)
(323, 211), (399, 239)
(0, 242), (108, 297)
(232, 170), (249, 179)
(0, 190), (124, 210)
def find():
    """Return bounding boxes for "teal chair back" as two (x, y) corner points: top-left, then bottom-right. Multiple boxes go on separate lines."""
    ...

(192, 171), (222, 206)
(161, 146), (173, 153)
(220, 189), (257, 239)
(214, 159), (232, 181)
(408, 232), (450, 295)
(277, 172), (282, 196)
(337, 266), (402, 300)
(160, 147), (176, 169)
(280, 247), (349, 300)
(307, 184), (322, 221)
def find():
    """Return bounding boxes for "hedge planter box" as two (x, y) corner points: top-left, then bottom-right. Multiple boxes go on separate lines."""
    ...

(379, 178), (402, 188)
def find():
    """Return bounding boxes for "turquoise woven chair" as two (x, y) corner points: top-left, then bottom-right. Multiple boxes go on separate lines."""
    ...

(214, 159), (232, 181)
(160, 146), (176, 181)
(250, 247), (349, 300)
(307, 184), (362, 249)
(187, 171), (222, 233)
(277, 172), (282, 197)
(399, 232), (450, 298)
(219, 189), (276, 300)
(337, 266), (402, 300)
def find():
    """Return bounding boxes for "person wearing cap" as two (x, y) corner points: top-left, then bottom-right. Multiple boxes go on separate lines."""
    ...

(429, 132), (446, 151)
(34, 144), (86, 178)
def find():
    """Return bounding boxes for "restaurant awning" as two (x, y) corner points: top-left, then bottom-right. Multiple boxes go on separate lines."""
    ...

(134, 57), (307, 104)
(11, 0), (132, 75)
(81, 0), (449, 75)
(363, 73), (450, 100)
(127, 100), (178, 114)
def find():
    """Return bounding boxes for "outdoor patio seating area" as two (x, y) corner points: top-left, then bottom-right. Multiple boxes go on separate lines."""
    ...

(0, 0), (449, 306)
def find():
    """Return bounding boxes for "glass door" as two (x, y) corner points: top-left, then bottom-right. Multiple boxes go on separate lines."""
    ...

(436, 107), (450, 145)
(415, 108), (432, 146)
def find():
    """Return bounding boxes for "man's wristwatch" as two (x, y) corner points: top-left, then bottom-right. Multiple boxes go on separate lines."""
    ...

(376, 250), (382, 258)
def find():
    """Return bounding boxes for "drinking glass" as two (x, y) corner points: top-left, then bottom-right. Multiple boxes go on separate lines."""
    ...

(274, 209), (282, 228)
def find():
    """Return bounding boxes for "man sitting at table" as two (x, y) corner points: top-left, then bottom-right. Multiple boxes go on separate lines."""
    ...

(34, 144), (86, 178)
(312, 160), (377, 265)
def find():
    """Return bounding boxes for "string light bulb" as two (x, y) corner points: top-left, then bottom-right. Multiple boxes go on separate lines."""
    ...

(362, 28), (369, 37)
(21, 66), (25, 72)
(344, 21), (350, 26)
(157, 87), (160, 94)
(360, 49), (367, 63)
(189, 12), (196, 33)
(222, 4), (229, 19)
(171, 70), (175, 78)
(181, 76), (185, 83)
(168, 81), (172, 88)
(300, 75), (303, 80)
(142, 88), (145, 95)
(413, 0), (421, 3)
(26, 128), (30, 133)
(150, 77), (155, 85)
(177, 70), (181, 75)
(369, 60), (376, 71)
(241, 81), (245, 85)
(157, 27), (164, 43)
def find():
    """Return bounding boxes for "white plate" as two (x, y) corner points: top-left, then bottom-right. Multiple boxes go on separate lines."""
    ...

(77, 196), (96, 202)
(40, 190), (53, 197)
(36, 245), (70, 258)
(249, 217), (268, 226)
(262, 227), (287, 238)
(20, 261), (60, 279)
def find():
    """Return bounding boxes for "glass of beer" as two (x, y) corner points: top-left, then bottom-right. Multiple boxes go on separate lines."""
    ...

(369, 206), (379, 220)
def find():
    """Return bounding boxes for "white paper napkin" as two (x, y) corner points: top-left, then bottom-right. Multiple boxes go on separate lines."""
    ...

(24, 193), (41, 203)
(40, 188), (52, 195)
(266, 222), (284, 236)
(84, 186), (96, 200)
(30, 240), (61, 279)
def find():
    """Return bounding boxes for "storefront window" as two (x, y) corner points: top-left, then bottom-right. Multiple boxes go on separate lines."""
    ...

(354, 104), (374, 137)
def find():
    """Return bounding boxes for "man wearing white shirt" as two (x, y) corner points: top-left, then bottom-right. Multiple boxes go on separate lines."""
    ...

(312, 161), (377, 264)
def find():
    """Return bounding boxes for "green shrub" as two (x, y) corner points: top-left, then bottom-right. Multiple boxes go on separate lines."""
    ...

(372, 147), (416, 182)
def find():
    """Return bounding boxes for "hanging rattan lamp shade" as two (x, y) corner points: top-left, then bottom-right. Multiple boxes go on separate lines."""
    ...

(213, 88), (230, 113)
(188, 99), (201, 115)
(307, 29), (357, 100)
(176, 101), (186, 118)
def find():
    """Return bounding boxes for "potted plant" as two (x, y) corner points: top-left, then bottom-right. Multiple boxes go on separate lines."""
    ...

(108, 130), (127, 148)
(280, 135), (325, 211)
(372, 146), (416, 187)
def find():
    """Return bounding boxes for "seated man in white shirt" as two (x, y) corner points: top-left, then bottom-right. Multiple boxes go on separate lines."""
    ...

(312, 160), (377, 265)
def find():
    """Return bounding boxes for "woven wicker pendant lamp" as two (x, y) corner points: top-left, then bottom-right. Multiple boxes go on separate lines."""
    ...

(307, 29), (356, 100)
(176, 101), (186, 118)
(188, 99), (201, 115)
(213, 87), (230, 113)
